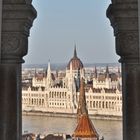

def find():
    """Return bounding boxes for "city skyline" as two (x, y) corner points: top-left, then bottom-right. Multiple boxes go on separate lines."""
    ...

(24, 0), (120, 65)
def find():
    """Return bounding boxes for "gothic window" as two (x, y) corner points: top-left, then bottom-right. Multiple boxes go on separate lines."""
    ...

(96, 101), (98, 108)
(109, 102), (111, 108)
(32, 99), (34, 105)
(93, 101), (95, 108)
(102, 101), (105, 108)
(106, 102), (108, 109)
(99, 101), (101, 108)
(90, 101), (92, 108)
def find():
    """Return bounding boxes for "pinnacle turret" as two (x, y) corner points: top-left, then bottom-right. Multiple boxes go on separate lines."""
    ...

(94, 66), (97, 78)
(74, 44), (77, 58)
(105, 65), (109, 78)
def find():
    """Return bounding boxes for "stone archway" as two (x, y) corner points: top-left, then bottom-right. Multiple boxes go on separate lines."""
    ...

(0, 0), (140, 140)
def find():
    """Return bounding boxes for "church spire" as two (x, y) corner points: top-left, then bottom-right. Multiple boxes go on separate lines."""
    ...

(73, 78), (99, 139)
(105, 65), (109, 78)
(118, 66), (121, 78)
(94, 66), (97, 78)
(47, 59), (51, 76)
(74, 44), (77, 58)
(77, 78), (88, 120)
(46, 59), (52, 89)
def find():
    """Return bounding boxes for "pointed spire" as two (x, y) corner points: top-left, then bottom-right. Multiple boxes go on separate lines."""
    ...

(94, 66), (97, 78)
(105, 65), (109, 78)
(45, 68), (47, 77)
(77, 78), (88, 120)
(34, 68), (37, 78)
(46, 60), (53, 88)
(74, 44), (77, 58)
(47, 59), (51, 78)
(48, 59), (51, 71)
(106, 65), (109, 73)
(73, 77), (99, 139)
(117, 66), (121, 79)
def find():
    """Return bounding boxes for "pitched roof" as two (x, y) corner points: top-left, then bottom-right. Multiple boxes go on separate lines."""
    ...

(73, 114), (99, 138)
(73, 78), (99, 139)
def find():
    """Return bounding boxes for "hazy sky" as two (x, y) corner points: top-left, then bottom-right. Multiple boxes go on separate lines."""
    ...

(24, 0), (120, 64)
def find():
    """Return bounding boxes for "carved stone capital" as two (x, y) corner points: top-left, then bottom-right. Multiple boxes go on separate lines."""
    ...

(107, 1), (139, 63)
(1, 0), (37, 63)
(116, 31), (139, 63)
(1, 33), (28, 63)
(107, 2), (138, 35)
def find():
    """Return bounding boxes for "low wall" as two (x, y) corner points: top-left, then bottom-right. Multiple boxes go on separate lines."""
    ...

(22, 111), (122, 121)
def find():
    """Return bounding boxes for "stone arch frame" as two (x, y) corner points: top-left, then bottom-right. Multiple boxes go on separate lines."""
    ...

(0, 0), (139, 140)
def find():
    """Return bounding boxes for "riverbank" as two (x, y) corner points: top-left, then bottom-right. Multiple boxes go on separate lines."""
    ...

(22, 111), (122, 121)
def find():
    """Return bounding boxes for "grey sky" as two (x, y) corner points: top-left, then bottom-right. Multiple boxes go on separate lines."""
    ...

(24, 0), (119, 64)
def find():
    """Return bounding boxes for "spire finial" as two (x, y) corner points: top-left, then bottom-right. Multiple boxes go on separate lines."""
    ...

(74, 43), (77, 58)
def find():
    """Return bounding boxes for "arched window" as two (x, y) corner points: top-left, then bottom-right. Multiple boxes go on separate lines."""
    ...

(90, 101), (92, 108)
(102, 101), (105, 108)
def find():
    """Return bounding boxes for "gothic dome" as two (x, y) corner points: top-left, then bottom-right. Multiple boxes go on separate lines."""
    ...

(67, 46), (83, 70)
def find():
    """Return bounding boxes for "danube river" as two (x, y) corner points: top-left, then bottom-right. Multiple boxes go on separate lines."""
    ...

(22, 115), (122, 140)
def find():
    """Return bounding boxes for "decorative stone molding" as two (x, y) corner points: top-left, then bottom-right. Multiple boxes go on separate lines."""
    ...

(1, 33), (28, 63)
(107, 2), (138, 34)
(116, 31), (139, 63)
(107, 0), (139, 63)
(1, 0), (37, 63)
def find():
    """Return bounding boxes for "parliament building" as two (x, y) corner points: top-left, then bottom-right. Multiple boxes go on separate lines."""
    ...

(22, 47), (122, 117)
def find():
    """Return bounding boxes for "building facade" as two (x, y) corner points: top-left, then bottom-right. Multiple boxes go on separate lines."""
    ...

(22, 48), (122, 117)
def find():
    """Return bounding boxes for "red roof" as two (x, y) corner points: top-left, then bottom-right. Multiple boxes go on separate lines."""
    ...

(73, 114), (99, 139)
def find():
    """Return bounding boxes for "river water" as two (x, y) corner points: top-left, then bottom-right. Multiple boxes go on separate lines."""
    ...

(22, 115), (122, 140)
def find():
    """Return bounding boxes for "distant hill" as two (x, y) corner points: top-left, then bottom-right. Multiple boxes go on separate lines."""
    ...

(23, 63), (120, 70)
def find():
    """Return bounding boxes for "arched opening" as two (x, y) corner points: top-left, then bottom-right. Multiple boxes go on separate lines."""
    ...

(22, 1), (122, 140)
(0, 0), (140, 140)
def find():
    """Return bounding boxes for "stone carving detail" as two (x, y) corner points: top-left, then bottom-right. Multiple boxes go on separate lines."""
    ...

(116, 32), (139, 58)
(125, 64), (140, 74)
(107, 0), (139, 63)
(1, 33), (28, 57)
(1, 1), (37, 63)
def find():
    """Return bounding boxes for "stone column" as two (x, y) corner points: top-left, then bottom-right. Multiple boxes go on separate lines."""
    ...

(107, 0), (140, 140)
(0, 0), (36, 140)
(0, 0), (2, 58)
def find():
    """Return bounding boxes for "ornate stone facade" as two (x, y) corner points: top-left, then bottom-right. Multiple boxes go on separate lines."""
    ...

(22, 49), (122, 117)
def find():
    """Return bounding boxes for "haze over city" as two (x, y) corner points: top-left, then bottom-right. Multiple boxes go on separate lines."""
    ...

(24, 0), (119, 65)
